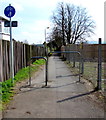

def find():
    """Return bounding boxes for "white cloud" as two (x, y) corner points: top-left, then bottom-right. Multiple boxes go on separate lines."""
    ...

(19, 19), (52, 44)
(4, 0), (58, 9)
(12, 2), (24, 12)
(32, 20), (51, 31)
(21, 31), (44, 44)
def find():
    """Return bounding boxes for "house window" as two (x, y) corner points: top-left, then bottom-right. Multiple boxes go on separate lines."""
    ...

(4, 27), (9, 34)
(0, 21), (2, 32)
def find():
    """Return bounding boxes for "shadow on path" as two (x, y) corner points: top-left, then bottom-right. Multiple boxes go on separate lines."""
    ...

(56, 74), (79, 78)
(57, 90), (96, 103)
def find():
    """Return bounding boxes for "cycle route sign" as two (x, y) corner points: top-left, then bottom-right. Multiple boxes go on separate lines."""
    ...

(4, 4), (16, 18)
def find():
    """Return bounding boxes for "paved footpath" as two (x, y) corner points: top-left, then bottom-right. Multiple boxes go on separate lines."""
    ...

(2, 56), (105, 119)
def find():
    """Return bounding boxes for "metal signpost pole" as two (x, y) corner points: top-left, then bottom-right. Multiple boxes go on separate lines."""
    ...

(10, 17), (14, 84)
(4, 4), (16, 85)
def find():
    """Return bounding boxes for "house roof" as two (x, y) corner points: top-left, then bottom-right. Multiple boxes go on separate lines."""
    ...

(0, 16), (9, 21)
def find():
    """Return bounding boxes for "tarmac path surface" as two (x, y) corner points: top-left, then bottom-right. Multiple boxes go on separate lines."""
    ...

(2, 56), (104, 119)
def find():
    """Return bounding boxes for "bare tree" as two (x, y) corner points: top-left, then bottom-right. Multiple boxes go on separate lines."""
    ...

(52, 2), (66, 45)
(51, 2), (95, 45)
(50, 26), (63, 49)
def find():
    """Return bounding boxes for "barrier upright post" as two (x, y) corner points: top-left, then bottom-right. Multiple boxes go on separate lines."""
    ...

(97, 38), (102, 90)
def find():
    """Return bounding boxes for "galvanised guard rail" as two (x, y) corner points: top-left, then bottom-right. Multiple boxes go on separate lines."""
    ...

(29, 51), (83, 87)
(48, 51), (84, 83)
(29, 56), (48, 86)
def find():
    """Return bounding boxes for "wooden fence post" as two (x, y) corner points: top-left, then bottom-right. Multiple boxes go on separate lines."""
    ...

(23, 44), (26, 67)
(0, 40), (3, 82)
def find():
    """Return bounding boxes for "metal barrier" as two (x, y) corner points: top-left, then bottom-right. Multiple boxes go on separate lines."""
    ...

(29, 51), (83, 87)
(28, 48), (102, 90)
(48, 51), (83, 82)
(29, 56), (48, 86)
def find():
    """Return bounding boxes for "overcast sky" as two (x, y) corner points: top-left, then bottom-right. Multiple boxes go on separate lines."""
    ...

(0, 0), (105, 44)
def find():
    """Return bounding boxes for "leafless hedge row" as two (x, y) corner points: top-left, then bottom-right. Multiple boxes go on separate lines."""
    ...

(61, 44), (106, 62)
(0, 40), (46, 82)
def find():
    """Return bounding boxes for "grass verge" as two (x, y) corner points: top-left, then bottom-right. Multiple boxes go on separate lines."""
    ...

(0, 59), (45, 110)
(65, 61), (105, 90)
(65, 60), (105, 102)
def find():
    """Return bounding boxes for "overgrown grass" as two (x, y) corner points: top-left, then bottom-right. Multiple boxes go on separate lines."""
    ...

(0, 59), (45, 110)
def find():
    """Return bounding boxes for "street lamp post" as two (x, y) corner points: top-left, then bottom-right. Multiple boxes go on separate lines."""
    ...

(45, 27), (49, 56)
(45, 27), (49, 42)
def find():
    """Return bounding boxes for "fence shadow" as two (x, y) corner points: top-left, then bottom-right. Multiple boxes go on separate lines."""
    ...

(18, 80), (80, 93)
(50, 81), (78, 89)
(18, 84), (44, 94)
(57, 90), (96, 103)
(56, 66), (68, 69)
(56, 74), (79, 78)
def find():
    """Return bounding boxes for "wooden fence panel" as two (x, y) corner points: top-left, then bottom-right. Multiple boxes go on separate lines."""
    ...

(2, 40), (10, 81)
(62, 44), (106, 62)
(0, 40), (46, 82)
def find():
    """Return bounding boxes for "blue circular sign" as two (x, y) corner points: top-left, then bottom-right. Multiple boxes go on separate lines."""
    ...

(4, 5), (16, 18)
